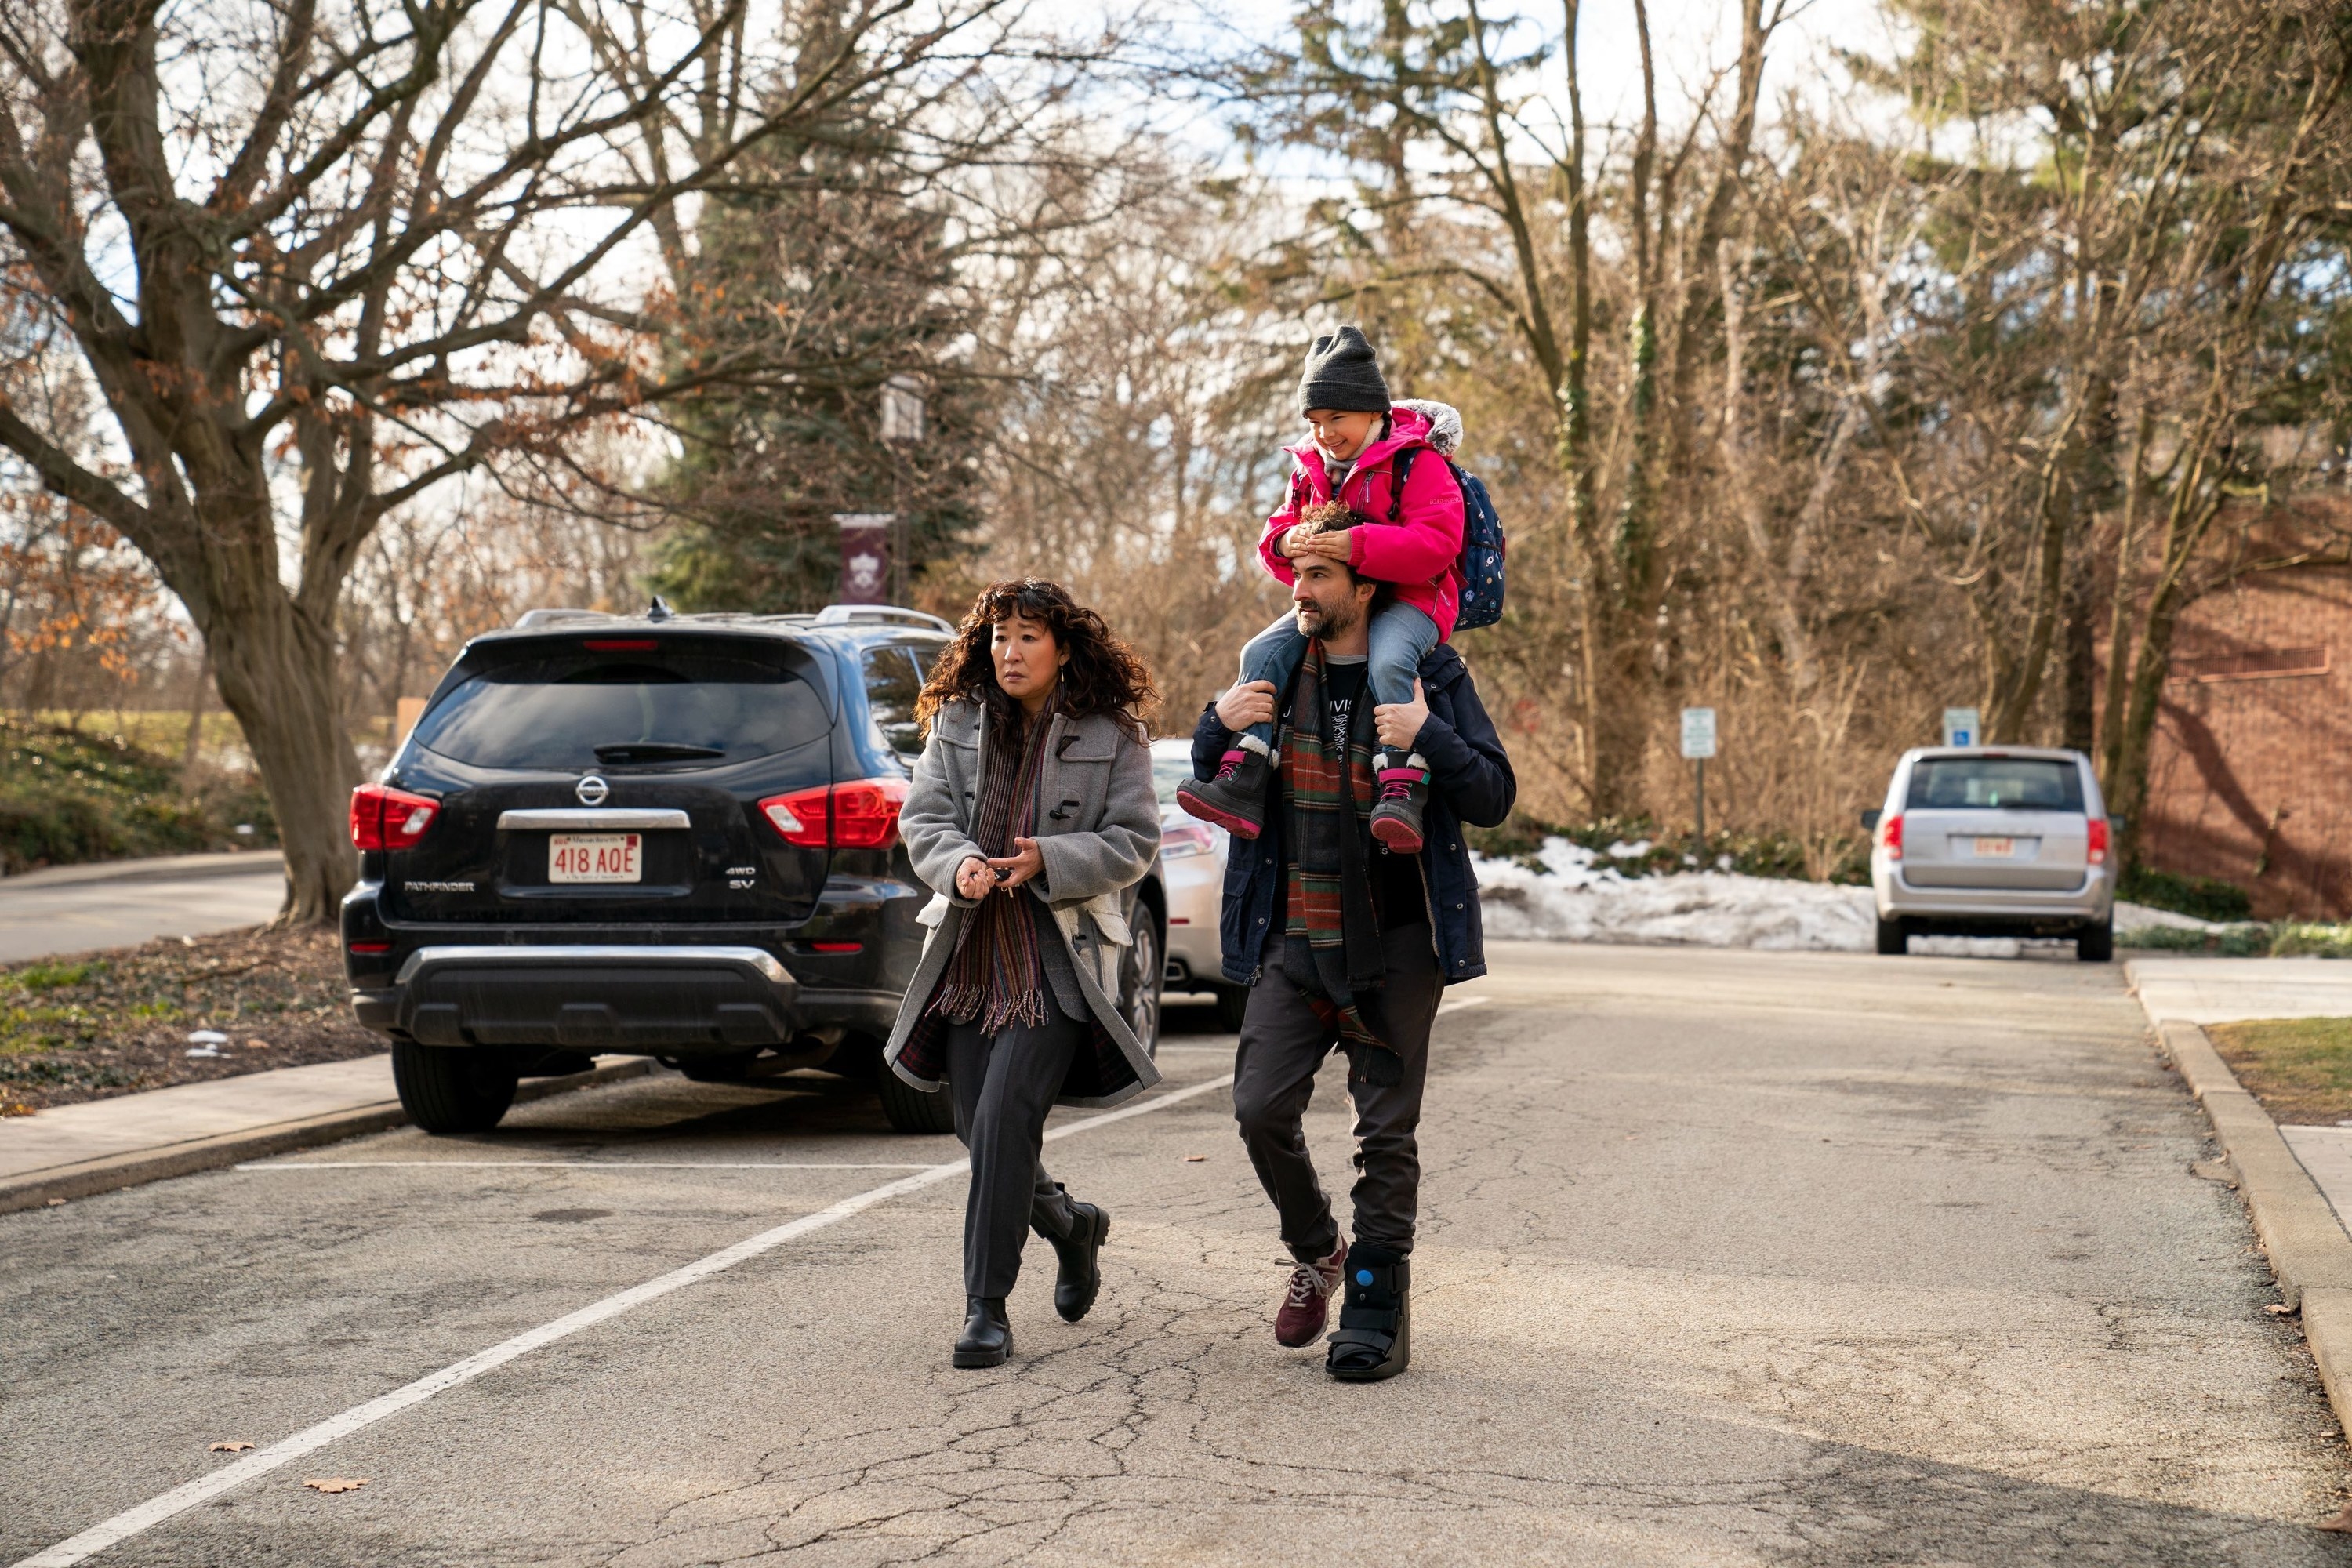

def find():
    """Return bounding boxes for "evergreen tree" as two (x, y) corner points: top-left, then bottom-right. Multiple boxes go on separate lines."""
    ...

(651, 121), (980, 612)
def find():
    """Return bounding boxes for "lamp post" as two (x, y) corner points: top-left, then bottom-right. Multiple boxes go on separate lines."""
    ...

(880, 375), (927, 605)
(831, 377), (928, 608)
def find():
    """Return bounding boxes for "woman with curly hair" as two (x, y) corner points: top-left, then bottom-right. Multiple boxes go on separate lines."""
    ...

(884, 579), (1163, 1368)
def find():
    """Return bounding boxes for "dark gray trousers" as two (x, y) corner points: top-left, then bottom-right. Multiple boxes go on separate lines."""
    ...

(948, 1017), (1083, 1299)
(1232, 923), (1443, 1265)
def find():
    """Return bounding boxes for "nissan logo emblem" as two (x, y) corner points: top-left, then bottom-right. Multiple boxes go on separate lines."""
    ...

(575, 775), (610, 805)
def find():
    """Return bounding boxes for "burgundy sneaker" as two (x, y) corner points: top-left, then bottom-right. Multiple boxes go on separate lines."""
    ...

(1368, 757), (1428, 855)
(1274, 1241), (1348, 1348)
(1176, 746), (1270, 840)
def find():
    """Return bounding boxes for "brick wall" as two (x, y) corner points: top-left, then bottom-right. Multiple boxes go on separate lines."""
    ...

(2136, 564), (2352, 918)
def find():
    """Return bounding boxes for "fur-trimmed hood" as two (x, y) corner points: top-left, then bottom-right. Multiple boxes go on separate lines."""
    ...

(1393, 398), (1463, 456)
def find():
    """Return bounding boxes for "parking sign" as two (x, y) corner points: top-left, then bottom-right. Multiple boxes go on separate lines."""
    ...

(1942, 707), (1980, 747)
(1680, 707), (1717, 760)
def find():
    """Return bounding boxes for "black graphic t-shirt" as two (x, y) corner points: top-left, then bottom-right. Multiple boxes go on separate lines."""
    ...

(1319, 657), (1428, 931)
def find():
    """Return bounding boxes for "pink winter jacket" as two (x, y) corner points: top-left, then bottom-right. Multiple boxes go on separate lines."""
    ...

(1257, 404), (1466, 640)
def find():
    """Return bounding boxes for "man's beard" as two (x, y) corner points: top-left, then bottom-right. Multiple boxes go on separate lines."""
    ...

(1294, 594), (1361, 641)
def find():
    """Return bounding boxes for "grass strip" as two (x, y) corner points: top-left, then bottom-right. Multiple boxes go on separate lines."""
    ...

(2205, 1017), (2352, 1127)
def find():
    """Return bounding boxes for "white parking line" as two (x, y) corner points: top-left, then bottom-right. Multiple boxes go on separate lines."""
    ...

(236, 1161), (939, 1171)
(1436, 995), (1488, 1014)
(15, 1073), (1237, 1568)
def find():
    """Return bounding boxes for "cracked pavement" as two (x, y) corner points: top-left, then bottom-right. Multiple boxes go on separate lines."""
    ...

(5, 941), (2350, 1565)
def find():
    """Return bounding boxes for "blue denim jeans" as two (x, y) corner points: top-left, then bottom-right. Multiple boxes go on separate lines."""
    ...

(1234, 603), (1439, 750)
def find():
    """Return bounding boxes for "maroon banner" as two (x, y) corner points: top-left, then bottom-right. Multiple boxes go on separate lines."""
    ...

(834, 513), (893, 604)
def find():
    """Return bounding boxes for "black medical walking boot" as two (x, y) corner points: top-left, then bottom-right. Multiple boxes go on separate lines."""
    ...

(1175, 739), (1272, 840)
(1324, 1244), (1410, 1382)
(953, 1296), (1013, 1369)
(1036, 1197), (1110, 1323)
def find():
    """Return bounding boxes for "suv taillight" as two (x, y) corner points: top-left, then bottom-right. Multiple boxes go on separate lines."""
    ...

(350, 783), (439, 850)
(1881, 813), (1904, 860)
(2087, 818), (2109, 866)
(759, 778), (909, 849)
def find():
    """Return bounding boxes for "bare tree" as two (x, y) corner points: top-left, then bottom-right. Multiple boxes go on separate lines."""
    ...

(0, 0), (1044, 920)
(1229, 0), (1783, 812)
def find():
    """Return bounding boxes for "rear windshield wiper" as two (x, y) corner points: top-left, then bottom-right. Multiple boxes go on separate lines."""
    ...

(593, 742), (727, 764)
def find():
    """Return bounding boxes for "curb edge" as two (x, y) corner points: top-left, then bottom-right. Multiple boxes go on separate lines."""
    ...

(0, 1058), (652, 1217)
(2150, 1015), (2352, 1437)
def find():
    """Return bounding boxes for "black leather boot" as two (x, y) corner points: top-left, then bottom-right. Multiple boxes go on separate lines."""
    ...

(953, 1296), (1012, 1369)
(1035, 1197), (1109, 1323)
(1324, 1244), (1410, 1382)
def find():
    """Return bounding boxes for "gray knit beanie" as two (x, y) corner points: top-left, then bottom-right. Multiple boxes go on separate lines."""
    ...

(1298, 326), (1392, 414)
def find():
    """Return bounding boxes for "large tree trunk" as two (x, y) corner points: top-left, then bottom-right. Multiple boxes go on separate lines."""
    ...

(2058, 532), (2099, 753)
(208, 598), (359, 925)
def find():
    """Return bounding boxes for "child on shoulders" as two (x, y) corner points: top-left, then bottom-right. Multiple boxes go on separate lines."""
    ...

(1178, 325), (1466, 853)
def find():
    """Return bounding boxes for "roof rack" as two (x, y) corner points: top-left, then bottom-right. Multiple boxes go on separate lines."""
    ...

(514, 608), (614, 629)
(811, 604), (954, 635)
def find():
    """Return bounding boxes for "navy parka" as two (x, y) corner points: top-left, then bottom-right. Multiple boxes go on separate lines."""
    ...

(1190, 641), (1515, 988)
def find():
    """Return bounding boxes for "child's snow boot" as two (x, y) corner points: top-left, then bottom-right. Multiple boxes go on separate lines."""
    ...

(1177, 736), (1272, 840)
(1369, 753), (1430, 855)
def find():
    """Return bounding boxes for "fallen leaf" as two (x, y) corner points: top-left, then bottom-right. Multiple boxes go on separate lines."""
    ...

(2319, 1502), (2352, 1533)
(44, 1197), (64, 1207)
(242, 1039), (270, 1051)
(1184, 1155), (1207, 1163)
(303, 1478), (368, 1494)
(210, 1442), (254, 1453)
(2268, 1303), (2297, 1316)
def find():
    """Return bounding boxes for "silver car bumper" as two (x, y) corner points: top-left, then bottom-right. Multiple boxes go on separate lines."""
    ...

(1874, 861), (2114, 924)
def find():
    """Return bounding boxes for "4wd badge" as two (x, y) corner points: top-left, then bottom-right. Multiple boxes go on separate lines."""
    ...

(575, 775), (610, 805)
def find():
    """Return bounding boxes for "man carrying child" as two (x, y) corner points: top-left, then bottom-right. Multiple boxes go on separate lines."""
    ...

(1186, 326), (1515, 1381)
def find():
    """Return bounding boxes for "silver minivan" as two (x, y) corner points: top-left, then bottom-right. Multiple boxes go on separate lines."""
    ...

(1864, 746), (2115, 961)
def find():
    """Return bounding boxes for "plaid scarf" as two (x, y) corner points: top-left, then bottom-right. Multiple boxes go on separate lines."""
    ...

(1280, 641), (1401, 1086)
(927, 691), (1059, 1034)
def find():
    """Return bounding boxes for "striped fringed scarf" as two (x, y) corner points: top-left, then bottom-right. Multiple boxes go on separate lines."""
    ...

(926, 690), (1060, 1034)
(1279, 641), (1401, 1086)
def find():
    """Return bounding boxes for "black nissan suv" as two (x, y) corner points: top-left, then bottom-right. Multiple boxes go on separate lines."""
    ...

(343, 604), (1164, 1136)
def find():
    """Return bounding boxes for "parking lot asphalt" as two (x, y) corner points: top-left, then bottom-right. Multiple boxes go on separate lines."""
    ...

(7, 942), (2350, 1566)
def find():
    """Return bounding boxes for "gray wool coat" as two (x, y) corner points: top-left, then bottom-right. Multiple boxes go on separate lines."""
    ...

(884, 698), (1164, 1109)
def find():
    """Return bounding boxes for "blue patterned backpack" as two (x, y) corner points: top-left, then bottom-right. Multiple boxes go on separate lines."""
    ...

(1388, 446), (1508, 631)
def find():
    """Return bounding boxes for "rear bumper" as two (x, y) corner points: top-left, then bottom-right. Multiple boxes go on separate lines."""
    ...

(343, 871), (922, 1053)
(358, 946), (801, 1051)
(1873, 862), (2114, 931)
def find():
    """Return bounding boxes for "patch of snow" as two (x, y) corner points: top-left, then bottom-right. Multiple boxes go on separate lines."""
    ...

(1476, 842), (1875, 951)
(2113, 901), (2227, 932)
(1473, 837), (2114, 957)
(1603, 839), (1652, 860)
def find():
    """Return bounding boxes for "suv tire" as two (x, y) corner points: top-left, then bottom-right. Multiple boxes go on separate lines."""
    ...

(877, 1062), (958, 1134)
(1875, 916), (1909, 956)
(2076, 917), (2114, 964)
(393, 1039), (520, 1135)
